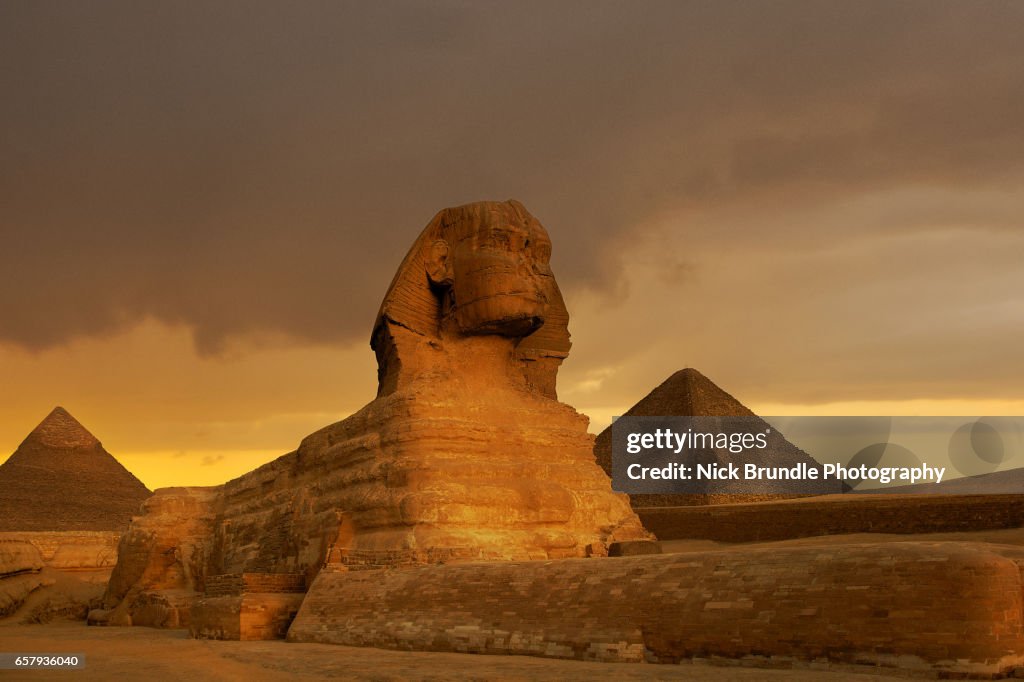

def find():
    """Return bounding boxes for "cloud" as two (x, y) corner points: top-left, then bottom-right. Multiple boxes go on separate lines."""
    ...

(0, 1), (1021, 393)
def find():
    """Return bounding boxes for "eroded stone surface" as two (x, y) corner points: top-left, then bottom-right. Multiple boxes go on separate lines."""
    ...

(104, 201), (650, 624)
(0, 525), (122, 622)
(0, 539), (44, 578)
(287, 542), (1024, 676)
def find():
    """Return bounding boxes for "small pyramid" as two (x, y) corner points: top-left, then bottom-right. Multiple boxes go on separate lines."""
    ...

(594, 369), (841, 507)
(0, 407), (152, 531)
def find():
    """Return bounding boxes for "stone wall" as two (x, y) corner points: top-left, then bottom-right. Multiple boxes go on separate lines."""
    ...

(638, 494), (1024, 543)
(287, 542), (1024, 677)
(328, 547), (486, 571)
(186, 572), (307, 639)
(204, 573), (306, 597)
(190, 594), (305, 641)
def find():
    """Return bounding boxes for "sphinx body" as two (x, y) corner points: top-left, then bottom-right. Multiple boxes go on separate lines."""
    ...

(103, 201), (650, 621)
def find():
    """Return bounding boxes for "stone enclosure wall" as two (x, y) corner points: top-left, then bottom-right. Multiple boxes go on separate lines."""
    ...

(204, 573), (306, 597)
(638, 494), (1024, 543)
(188, 572), (307, 640)
(288, 542), (1024, 677)
(190, 593), (306, 641)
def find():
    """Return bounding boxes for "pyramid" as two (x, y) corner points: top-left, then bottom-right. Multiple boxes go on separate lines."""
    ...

(0, 407), (151, 531)
(594, 369), (842, 507)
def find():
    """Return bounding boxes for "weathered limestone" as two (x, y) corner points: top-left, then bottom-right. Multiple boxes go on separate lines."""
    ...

(190, 593), (306, 641)
(104, 200), (650, 627)
(288, 542), (1024, 676)
(190, 574), (306, 641)
(0, 531), (119, 579)
(0, 535), (115, 622)
(101, 487), (218, 627)
(0, 539), (44, 578)
(0, 540), (45, 617)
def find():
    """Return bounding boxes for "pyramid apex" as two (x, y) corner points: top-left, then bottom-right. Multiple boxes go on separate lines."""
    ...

(615, 368), (756, 420)
(25, 406), (100, 449)
(667, 367), (709, 383)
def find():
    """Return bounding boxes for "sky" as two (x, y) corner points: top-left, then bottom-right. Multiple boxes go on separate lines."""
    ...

(2, 1), (1023, 489)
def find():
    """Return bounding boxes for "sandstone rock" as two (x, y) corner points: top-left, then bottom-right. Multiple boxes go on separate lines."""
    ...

(0, 573), (47, 618)
(1, 536), (113, 623)
(102, 487), (218, 617)
(87, 608), (111, 625)
(124, 590), (191, 628)
(0, 540), (46, 617)
(0, 539), (44, 578)
(105, 604), (132, 627)
(0, 407), (151, 531)
(105, 201), (652, 627)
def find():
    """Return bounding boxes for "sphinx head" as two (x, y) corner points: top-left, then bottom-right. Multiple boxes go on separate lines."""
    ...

(426, 201), (552, 337)
(372, 200), (570, 398)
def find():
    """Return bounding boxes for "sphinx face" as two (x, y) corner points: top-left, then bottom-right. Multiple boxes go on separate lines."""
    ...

(447, 205), (553, 338)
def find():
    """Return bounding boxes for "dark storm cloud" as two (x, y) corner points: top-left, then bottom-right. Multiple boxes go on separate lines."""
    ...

(1, 1), (1022, 353)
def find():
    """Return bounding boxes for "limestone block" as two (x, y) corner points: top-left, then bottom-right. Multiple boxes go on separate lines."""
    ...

(287, 542), (1024, 676)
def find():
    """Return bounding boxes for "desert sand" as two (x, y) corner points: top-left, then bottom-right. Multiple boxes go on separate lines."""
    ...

(0, 621), (907, 681)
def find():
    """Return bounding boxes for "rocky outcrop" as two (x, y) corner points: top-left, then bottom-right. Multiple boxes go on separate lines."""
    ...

(101, 487), (218, 626)
(0, 531), (119, 578)
(0, 539), (44, 578)
(0, 531), (116, 621)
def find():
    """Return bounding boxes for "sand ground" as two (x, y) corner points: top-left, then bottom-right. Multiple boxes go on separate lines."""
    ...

(0, 622), (915, 681)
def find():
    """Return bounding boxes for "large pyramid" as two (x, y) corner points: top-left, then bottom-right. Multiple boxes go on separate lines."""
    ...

(0, 407), (151, 531)
(594, 368), (842, 507)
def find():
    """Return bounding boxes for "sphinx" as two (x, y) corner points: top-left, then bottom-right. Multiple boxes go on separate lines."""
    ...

(102, 200), (651, 623)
